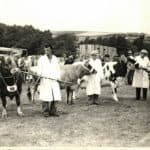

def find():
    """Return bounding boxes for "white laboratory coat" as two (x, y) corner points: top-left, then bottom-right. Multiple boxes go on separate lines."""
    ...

(37, 55), (61, 102)
(132, 55), (150, 88)
(86, 58), (103, 95)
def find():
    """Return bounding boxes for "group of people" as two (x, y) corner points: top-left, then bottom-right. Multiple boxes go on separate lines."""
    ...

(83, 49), (150, 102)
(0, 44), (150, 118)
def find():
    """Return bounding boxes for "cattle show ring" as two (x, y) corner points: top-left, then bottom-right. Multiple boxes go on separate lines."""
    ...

(0, 48), (150, 147)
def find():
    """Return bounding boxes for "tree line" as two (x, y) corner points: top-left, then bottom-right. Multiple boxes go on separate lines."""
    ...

(80, 34), (150, 56)
(0, 23), (76, 57)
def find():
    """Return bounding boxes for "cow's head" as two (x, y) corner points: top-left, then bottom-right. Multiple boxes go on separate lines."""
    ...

(127, 56), (137, 70)
(0, 56), (20, 86)
(5, 56), (20, 73)
(112, 55), (137, 78)
(79, 60), (97, 78)
(113, 55), (128, 77)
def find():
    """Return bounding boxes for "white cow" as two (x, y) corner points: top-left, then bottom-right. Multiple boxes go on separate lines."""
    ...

(78, 56), (136, 102)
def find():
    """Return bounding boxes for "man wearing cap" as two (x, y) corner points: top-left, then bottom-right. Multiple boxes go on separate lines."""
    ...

(132, 49), (150, 100)
(85, 50), (103, 104)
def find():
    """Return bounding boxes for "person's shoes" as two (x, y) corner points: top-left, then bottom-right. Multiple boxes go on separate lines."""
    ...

(136, 97), (140, 100)
(43, 112), (49, 117)
(49, 112), (59, 117)
(93, 101), (100, 105)
(88, 100), (93, 105)
(88, 100), (100, 105)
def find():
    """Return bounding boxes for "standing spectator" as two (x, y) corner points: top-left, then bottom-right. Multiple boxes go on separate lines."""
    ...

(63, 54), (67, 63)
(37, 45), (61, 117)
(80, 55), (85, 62)
(0, 56), (5, 67)
(18, 57), (25, 70)
(104, 54), (110, 62)
(64, 55), (74, 64)
(85, 51), (103, 105)
(132, 49), (150, 100)
(127, 50), (135, 85)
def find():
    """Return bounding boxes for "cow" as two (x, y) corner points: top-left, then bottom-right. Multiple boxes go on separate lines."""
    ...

(60, 60), (97, 104)
(0, 56), (23, 118)
(63, 55), (76, 102)
(78, 55), (136, 102)
(26, 60), (97, 104)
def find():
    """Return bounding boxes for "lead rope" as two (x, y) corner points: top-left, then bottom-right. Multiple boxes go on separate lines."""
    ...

(21, 71), (73, 85)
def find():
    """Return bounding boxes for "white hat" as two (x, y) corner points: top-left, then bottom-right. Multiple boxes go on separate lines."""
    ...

(128, 50), (133, 54)
(140, 49), (148, 54)
(91, 50), (98, 55)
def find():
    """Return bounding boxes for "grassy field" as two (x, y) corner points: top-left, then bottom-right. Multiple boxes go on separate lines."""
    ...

(0, 84), (150, 147)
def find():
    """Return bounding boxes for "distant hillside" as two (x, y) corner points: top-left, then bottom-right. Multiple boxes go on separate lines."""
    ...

(52, 31), (150, 44)
(52, 31), (85, 37)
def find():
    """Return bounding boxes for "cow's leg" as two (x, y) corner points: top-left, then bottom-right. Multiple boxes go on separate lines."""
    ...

(27, 86), (32, 102)
(1, 96), (7, 118)
(15, 94), (24, 116)
(70, 89), (74, 105)
(32, 88), (36, 104)
(110, 81), (119, 102)
(72, 90), (76, 100)
(32, 84), (38, 103)
(66, 86), (70, 104)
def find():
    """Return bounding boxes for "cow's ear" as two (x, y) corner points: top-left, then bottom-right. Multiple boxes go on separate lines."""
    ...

(85, 60), (89, 64)
(127, 56), (136, 63)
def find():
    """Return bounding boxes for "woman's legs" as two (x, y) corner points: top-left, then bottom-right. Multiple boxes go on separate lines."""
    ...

(93, 94), (99, 105)
(136, 88), (148, 100)
(88, 95), (93, 105)
(143, 88), (147, 100)
(136, 88), (141, 100)
(49, 101), (59, 116)
(42, 101), (49, 117)
(88, 94), (99, 105)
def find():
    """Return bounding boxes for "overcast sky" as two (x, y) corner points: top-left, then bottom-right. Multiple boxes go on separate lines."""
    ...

(0, 0), (150, 33)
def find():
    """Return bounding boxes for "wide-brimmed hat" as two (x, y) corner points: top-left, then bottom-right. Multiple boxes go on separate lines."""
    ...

(140, 49), (148, 54)
(91, 50), (98, 55)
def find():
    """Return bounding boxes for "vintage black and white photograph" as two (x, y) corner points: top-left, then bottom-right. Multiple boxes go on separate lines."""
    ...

(0, 0), (150, 149)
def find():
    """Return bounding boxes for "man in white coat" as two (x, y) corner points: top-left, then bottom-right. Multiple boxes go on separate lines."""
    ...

(86, 51), (103, 105)
(132, 49), (150, 100)
(37, 45), (61, 117)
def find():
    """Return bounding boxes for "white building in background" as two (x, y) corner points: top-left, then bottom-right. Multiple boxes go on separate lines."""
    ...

(79, 44), (117, 59)
(0, 47), (28, 57)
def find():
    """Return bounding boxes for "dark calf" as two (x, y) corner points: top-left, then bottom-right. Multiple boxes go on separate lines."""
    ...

(0, 62), (23, 118)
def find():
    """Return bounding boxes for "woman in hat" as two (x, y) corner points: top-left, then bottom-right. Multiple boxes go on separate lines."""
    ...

(85, 50), (103, 104)
(132, 49), (150, 100)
